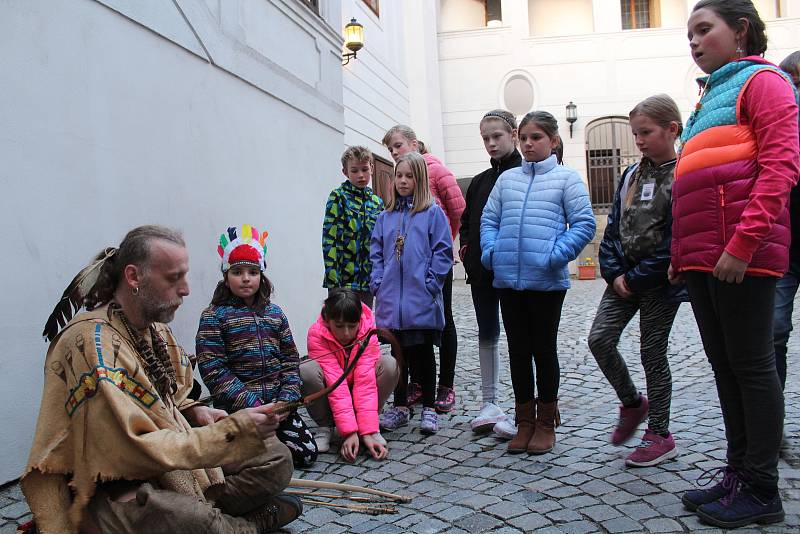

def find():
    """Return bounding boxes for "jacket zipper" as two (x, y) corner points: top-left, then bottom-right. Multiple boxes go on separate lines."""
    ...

(517, 166), (536, 289)
(399, 207), (407, 329)
(254, 311), (266, 400)
(719, 185), (727, 244)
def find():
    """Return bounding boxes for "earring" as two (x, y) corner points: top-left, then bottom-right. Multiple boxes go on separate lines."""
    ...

(132, 286), (139, 296)
(736, 41), (744, 57)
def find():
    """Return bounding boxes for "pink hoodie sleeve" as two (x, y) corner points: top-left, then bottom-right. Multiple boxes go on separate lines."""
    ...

(306, 323), (359, 436)
(350, 334), (381, 435)
(426, 155), (466, 240)
(726, 70), (800, 263)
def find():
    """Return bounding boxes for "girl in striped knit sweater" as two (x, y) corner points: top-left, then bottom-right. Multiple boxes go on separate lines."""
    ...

(196, 225), (318, 467)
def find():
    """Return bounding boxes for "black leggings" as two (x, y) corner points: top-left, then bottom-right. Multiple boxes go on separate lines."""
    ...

(395, 344), (437, 408)
(499, 288), (566, 404)
(438, 268), (458, 388)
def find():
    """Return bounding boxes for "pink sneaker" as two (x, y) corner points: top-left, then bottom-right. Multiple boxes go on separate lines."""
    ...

(625, 429), (678, 467)
(611, 395), (649, 445)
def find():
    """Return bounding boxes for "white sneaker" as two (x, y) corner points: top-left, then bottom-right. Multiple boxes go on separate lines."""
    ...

(314, 426), (332, 453)
(471, 403), (507, 433)
(492, 417), (517, 440)
(371, 432), (387, 446)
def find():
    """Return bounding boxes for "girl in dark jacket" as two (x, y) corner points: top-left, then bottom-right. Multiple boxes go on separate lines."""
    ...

(459, 110), (521, 436)
(588, 95), (685, 468)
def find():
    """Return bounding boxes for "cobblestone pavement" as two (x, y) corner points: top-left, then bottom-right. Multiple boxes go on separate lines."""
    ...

(2, 278), (799, 533)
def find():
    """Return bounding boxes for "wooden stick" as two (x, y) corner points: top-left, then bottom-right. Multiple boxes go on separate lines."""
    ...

(284, 489), (384, 503)
(288, 478), (412, 503)
(299, 498), (397, 515)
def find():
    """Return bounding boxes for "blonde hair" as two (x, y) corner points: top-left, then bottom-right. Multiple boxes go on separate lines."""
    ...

(382, 124), (418, 147)
(480, 109), (517, 133)
(385, 152), (433, 214)
(629, 94), (683, 135)
(341, 145), (373, 169)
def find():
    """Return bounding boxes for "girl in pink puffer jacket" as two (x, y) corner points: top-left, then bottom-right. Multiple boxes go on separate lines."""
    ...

(300, 289), (399, 461)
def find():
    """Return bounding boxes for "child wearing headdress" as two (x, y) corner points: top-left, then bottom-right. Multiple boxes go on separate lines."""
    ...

(196, 225), (318, 467)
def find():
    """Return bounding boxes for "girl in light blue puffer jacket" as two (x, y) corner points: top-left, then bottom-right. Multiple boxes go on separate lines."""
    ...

(480, 111), (594, 456)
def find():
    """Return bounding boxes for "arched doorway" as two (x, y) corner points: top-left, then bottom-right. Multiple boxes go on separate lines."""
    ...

(585, 117), (640, 212)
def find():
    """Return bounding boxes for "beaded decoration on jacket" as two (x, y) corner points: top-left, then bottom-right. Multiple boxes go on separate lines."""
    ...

(110, 302), (178, 401)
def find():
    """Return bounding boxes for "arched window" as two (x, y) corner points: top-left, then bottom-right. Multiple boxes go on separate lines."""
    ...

(585, 117), (640, 212)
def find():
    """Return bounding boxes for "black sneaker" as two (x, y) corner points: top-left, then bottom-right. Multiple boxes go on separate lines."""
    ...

(696, 482), (784, 529)
(246, 493), (303, 531)
(682, 466), (739, 511)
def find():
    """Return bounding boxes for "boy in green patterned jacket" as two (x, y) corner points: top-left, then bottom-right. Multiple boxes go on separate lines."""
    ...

(322, 146), (384, 306)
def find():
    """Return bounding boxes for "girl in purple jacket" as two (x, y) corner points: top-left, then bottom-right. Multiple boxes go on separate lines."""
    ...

(371, 152), (453, 434)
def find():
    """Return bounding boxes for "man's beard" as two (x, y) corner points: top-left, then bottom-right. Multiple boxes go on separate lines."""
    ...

(139, 280), (182, 324)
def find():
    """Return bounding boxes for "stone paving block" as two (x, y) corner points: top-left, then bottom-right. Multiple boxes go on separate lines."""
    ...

(300, 506), (341, 527)
(557, 519), (600, 534)
(483, 500), (527, 519)
(577, 478), (617, 496)
(460, 493), (501, 510)
(643, 517), (685, 532)
(335, 512), (378, 527)
(616, 502), (659, 520)
(581, 504), (623, 521)
(0, 501), (29, 521)
(0, 524), (19, 534)
(453, 512), (503, 532)
(437, 505), (473, 521)
(546, 507), (583, 522)
(543, 485), (583, 498)
(557, 494), (601, 509)
(508, 511), (552, 531)
(600, 516), (643, 533)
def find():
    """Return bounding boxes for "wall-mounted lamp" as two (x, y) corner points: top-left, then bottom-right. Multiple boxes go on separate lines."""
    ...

(565, 101), (578, 138)
(342, 18), (364, 66)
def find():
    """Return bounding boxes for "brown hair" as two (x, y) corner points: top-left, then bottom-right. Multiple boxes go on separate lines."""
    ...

(321, 288), (363, 324)
(518, 111), (560, 142)
(385, 152), (434, 214)
(692, 0), (767, 57)
(629, 94), (684, 136)
(779, 50), (800, 80)
(84, 225), (185, 310)
(341, 145), (373, 169)
(211, 271), (274, 309)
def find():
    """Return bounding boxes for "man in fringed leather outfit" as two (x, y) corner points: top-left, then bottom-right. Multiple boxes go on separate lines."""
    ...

(21, 225), (301, 533)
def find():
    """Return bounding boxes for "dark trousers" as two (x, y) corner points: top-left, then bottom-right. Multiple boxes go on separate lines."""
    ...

(395, 344), (437, 408)
(685, 272), (784, 497)
(470, 282), (501, 342)
(438, 268), (458, 387)
(773, 258), (799, 389)
(499, 288), (567, 404)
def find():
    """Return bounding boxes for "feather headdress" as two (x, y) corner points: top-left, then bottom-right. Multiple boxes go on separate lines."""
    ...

(218, 224), (269, 272)
(42, 247), (117, 342)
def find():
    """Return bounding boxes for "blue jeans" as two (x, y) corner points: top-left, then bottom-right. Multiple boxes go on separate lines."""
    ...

(774, 259), (799, 390)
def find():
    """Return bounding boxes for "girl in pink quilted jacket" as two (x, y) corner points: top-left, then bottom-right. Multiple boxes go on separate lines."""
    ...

(300, 289), (399, 461)
(382, 125), (465, 415)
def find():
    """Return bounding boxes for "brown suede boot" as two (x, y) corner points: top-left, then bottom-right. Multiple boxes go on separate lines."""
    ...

(528, 400), (560, 454)
(507, 400), (535, 454)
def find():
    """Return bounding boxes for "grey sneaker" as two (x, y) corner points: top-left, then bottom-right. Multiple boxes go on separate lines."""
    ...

(420, 407), (439, 434)
(380, 406), (411, 431)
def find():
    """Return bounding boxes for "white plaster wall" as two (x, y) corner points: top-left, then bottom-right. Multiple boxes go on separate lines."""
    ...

(529, 0), (594, 37)
(0, 0), (343, 484)
(341, 0), (410, 160)
(438, 10), (800, 182)
(439, 0), (486, 32)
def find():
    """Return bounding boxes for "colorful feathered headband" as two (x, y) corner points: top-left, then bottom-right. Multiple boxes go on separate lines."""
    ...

(218, 224), (269, 272)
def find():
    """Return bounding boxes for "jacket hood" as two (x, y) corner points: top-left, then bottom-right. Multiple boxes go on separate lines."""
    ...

(310, 301), (375, 348)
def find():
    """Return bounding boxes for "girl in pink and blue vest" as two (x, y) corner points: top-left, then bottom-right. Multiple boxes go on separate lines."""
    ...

(671, 1), (799, 528)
